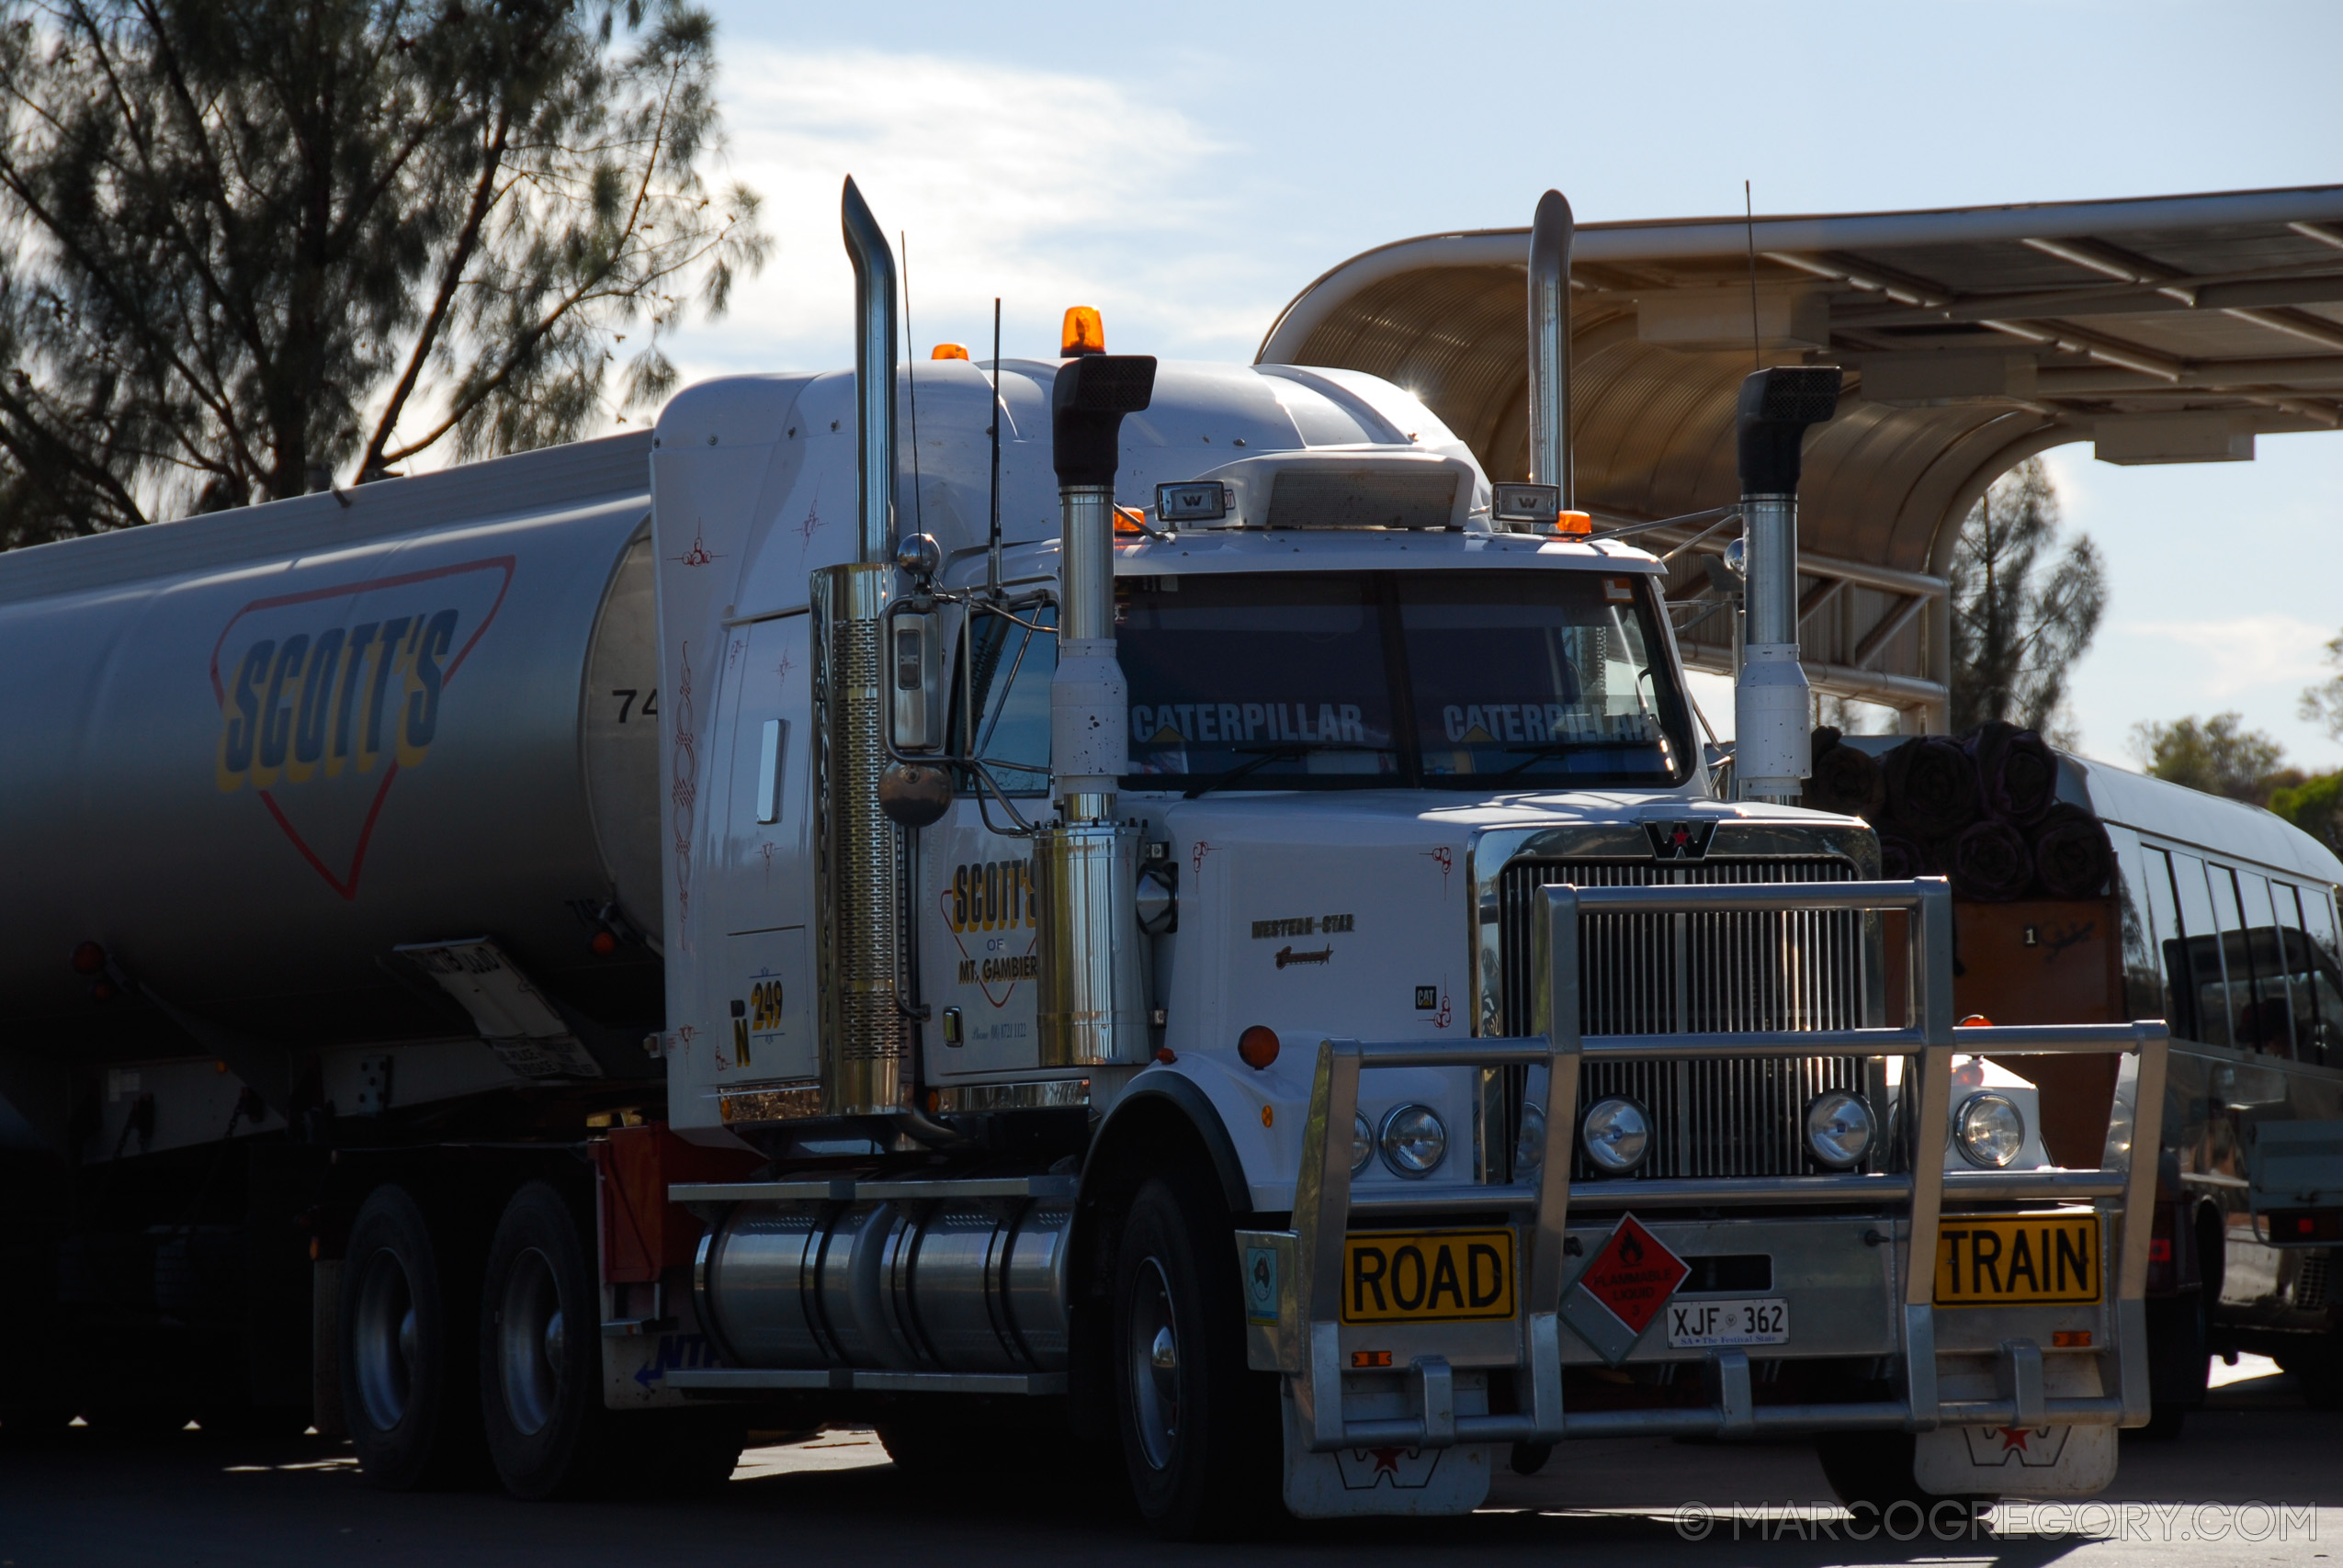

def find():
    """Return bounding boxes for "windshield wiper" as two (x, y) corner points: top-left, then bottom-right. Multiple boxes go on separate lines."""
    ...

(1181, 741), (1392, 800)
(1489, 739), (1623, 778)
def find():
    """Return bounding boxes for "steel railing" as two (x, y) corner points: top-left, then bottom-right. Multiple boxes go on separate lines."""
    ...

(1246, 876), (2169, 1453)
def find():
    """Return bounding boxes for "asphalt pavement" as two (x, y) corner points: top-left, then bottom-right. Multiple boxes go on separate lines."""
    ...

(1, 1359), (2334, 1567)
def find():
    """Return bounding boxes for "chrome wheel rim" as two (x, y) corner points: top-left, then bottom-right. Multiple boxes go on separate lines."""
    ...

(352, 1249), (416, 1434)
(1128, 1258), (1182, 1472)
(498, 1247), (564, 1436)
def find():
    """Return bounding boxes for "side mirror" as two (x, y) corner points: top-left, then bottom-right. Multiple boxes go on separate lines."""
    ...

(891, 611), (943, 751)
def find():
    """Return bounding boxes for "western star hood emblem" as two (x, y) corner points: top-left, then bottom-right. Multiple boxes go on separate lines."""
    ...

(1644, 818), (1717, 861)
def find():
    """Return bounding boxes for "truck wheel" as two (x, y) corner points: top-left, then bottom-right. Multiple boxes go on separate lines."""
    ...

(480, 1181), (611, 1499)
(1814, 1432), (1991, 1517)
(2142, 1288), (2209, 1439)
(1111, 1173), (1277, 1539)
(341, 1184), (486, 1490)
(2274, 1338), (2343, 1410)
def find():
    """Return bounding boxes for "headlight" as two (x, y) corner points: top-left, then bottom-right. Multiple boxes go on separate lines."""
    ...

(1513, 1102), (1546, 1177)
(1378, 1104), (1447, 1178)
(1580, 1097), (1650, 1176)
(1351, 1112), (1374, 1176)
(1804, 1090), (1874, 1170)
(1953, 1091), (2025, 1168)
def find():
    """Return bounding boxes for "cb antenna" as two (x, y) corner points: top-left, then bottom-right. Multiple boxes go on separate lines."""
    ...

(988, 297), (1003, 594)
(1745, 179), (1761, 377)
(902, 231), (924, 541)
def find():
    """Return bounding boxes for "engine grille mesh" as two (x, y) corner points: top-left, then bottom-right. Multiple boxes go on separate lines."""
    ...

(1498, 858), (1869, 1179)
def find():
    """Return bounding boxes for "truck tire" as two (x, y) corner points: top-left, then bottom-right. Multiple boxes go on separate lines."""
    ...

(2142, 1287), (2209, 1439)
(2274, 1337), (2343, 1410)
(479, 1181), (616, 1499)
(1814, 1432), (1991, 1520)
(1111, 1173), (1278, 1539)
(340, 1183), (487, 1490)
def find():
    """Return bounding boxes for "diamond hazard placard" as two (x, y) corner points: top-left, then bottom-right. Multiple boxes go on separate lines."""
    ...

(1560, 1214), (1689, 1364)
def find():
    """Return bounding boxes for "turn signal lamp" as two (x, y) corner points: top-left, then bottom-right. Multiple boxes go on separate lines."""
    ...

(931, 343), (969, 360)
(1556, 510), (1592, 536)
(1061, 306), (1105, 357)
(1238, 1024), (1280, 1070)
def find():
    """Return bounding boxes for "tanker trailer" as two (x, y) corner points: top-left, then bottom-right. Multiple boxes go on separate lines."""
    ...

(0, 431), (667, 1439)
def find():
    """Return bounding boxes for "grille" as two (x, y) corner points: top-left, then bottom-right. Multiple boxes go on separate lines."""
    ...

(1498, 858), (1869, 1179)
(2296, 1254), (2330, 1314)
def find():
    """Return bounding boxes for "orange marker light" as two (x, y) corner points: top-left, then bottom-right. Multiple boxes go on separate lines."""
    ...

(1239, 1024), (1280, 1070)
(2052, 1330), (2092, 1348)
(1351, 1350), (1393, 1369)
(1061, 306), (1105, 357)
(1556, 510), (1593, 536)
(1261, 1104), (1274, 1128)
(1114, 506), (1149, 537)
(931, 343), (969, 361)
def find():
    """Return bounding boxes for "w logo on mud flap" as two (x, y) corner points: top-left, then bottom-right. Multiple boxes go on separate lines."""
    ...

(1335, 1446), (1444, 1490)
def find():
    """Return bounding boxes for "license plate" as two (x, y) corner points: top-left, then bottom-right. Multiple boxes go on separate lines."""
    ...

(1340, 1229), (1515, 1324)
(1667, 1296), (1789, 1348)
(1934, 1215), (2101, 1306)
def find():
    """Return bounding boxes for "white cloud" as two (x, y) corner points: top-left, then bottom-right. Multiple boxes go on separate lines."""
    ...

(662, 47), (1272, 383)
(2114, 614), (2333, 703)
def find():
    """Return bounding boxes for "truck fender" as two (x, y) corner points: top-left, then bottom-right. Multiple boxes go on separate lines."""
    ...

(1084, 1068), (1251, 1220)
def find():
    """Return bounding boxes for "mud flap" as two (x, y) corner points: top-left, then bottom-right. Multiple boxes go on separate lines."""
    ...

(1913, 1355), (2116, 1498)
(1279, 1383), (1492, 1518)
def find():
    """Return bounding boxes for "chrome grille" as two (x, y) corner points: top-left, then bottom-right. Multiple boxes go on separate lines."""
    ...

(1499, 857), (1869, 1179)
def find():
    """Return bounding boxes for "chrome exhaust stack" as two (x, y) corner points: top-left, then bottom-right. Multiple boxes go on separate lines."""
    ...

(809, 177), (911, 1119)
(1034, 353), (1156, 1069)
(1527, 189), (1575, 513)
(1730, 367), (1842, 803)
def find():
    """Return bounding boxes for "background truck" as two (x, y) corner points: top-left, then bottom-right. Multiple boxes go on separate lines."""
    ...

(1812, 727), (2343, 1435)
(2, 183), (2168, 1532)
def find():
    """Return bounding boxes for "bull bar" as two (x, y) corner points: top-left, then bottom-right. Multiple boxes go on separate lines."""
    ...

(1241, 877), (2169, 1454)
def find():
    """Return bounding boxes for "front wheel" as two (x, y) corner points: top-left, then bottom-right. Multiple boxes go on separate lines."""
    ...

(1111, 1174), (1277, 1539)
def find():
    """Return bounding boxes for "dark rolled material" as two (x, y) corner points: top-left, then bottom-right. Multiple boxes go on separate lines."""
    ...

(1806, 728), (1884, 818)
(1946, 819), (2033, 902)
(1877, 830), (1928, 882)
(1967, 721), (2059, 827)
(2032, 804), (2113, 899)
(1882, 736), (1979, 839)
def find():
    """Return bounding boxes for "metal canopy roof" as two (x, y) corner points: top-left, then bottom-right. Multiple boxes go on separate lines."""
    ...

(1258, 186), (2343, 723)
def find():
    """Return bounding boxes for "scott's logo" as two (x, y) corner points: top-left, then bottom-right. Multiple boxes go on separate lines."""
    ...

(209, 557), (515, 897)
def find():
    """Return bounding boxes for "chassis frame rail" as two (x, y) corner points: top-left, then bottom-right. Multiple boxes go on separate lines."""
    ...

(1244, 877), (2168, 1453)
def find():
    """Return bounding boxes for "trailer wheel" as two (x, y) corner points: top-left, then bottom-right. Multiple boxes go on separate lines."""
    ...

(1111, 1173), (1277, 1539)
(480, 1181), (612, 1499)
(340, 1184), (485, 1490)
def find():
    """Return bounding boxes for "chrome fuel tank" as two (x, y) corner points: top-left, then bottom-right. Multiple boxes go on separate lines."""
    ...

(0, 434), (662, 1065)
(698, 1194), (1071, 1374)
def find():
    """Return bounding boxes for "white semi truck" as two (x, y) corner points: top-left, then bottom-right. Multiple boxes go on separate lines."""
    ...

(0, 182), (2168, 1533)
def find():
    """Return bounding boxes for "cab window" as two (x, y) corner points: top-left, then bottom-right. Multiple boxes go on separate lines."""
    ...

(2284, 884), (2343, 1069)
(950, 604), (1056, 795)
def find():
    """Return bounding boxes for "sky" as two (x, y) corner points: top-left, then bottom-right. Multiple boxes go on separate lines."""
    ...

(654, 0), (2343, 773)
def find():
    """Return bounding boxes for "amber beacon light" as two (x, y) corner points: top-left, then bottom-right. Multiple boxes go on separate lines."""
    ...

(931, 343), (969, 360)
(1061, 306), (1105, 357)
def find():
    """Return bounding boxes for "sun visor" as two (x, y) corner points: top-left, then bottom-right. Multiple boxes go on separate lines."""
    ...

(1169, 450), (1477, 532)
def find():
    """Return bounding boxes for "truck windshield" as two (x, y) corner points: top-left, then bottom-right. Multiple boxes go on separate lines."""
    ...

(1114, 569), (1691, 790)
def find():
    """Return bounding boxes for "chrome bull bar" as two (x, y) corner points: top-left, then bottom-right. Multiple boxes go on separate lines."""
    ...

(1243, 876), (2169, 1454)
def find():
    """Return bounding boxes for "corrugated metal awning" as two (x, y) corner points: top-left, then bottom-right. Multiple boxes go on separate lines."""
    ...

(1259, 186), (2343, 720)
